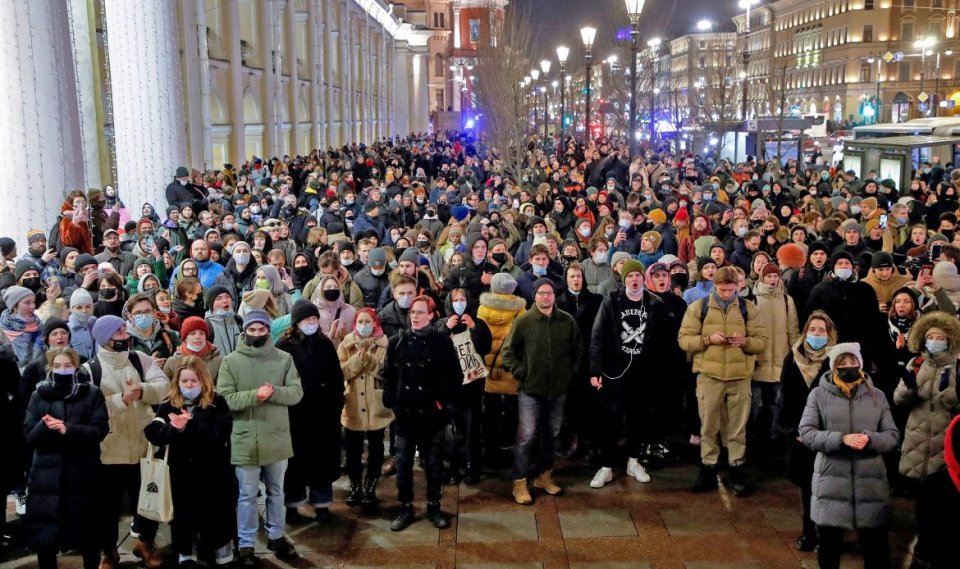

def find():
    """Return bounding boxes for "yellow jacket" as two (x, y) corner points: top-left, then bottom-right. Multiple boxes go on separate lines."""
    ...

(477, 292), (527, 395)
(678, 294), (768, 381)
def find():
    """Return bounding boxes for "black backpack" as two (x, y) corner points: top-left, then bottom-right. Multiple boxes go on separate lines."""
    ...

(86, 351), (145, 386)
(47, 215), (63, 253)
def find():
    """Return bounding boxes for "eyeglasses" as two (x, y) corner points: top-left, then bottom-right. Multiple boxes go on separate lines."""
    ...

(130, 310), (153, 317)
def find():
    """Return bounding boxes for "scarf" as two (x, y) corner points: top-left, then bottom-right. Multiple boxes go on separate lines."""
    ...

(833, 371), (864, 398)
(792, 340), (829, 388)
(179, 341), (215, 358)
(38, 372), (81, 401)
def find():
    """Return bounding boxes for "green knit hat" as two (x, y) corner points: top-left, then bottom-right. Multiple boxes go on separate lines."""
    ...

(620, 259), (645, 279)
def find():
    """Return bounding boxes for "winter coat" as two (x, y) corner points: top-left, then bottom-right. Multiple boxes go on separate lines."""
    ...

(128, 323), (180, 361)
(799, 373), (900, 529)
(862, 270), (913, 306)
(218, 337), (304, 466)
(68, 313), (97, 361)
(581, 258), (613, 294)
(143, 395), (236, 550)
(377, 300), (409, 339)
(515, 268), (564, 308)
(83, 349), (170, 465)
(276, 331), (344, 484)
(214, 260), (259, 305)
(785, 263), (828, 326)
(23, 376), (108, 551)
(162, 345), (223, 383)
(596, 273), (623, 298)
(0, 347), (21, 492)
(779, 342), (831, 485)
(678, 294), (768, 381)
(312, 295), (358, 346)
(752, 282), (800, 382)
(338, 332), (393, 431)
(894, 311), (960, 479)
(444, 259), (498, 311)
(303, 267), (363, 309)
(58, 201), (94, 254)
(353, 266), (391, 308)
(205, 311), (242, 357)
(477, 292), (526, 395)
(381, 327), (462, 436)
(806, 276), (892, 369)
(588, 288), (666, 380)
(502, 307), (582, 397)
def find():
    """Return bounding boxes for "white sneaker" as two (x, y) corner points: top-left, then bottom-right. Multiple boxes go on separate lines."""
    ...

(15, 492), (26, 516)
(627, 458), (651, 483)
(590, 467), (613, 489)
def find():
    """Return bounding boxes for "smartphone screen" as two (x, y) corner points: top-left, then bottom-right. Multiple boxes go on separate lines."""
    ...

(932, 244), (943, 259)
(879, 214), (888, 230)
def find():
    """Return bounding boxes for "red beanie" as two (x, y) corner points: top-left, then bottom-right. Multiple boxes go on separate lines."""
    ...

(760, 263), (781, 278)
(673, 207), (689, 223)
(180, 316), (209, 340)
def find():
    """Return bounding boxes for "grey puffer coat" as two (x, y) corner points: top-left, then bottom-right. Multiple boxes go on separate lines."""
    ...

(799, 372), (899, 529)
(894, 311), (960, 479)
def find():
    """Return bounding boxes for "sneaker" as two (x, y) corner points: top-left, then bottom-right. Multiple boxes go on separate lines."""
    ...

(391, 504), (416, 532)
(590, 467), (613, 489)
(14, 493), (25, 516)
(266, 536), (298, 560)
(512, 478), (533, 505)
(626, 459), (651, 483)
(691, 464), (719, 493)
(426, 502), (450, 529)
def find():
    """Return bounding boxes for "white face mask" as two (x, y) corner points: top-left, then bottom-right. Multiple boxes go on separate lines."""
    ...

(593, 252), (608, 265)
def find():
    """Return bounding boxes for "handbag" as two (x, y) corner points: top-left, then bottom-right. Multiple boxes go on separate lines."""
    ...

(137, 443), (174, 522)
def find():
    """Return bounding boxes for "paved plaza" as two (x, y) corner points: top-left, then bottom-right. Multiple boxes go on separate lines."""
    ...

(2, 459), (918, 569)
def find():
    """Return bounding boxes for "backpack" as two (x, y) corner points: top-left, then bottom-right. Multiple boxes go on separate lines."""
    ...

(47, 215), (63, 253)
(700, 296), (749, 325)
(86, 351), (145, 387)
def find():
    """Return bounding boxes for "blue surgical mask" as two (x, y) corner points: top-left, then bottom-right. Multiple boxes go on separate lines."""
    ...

(356, 323), (374, 337)
(736, 227), (748, 237)
(453, 301), (467, 315)
(806, 334), (829, 351)
(834, 267), (853, 280)
(397, 295), (413, 309)
(926, 339), (948, 354)
(133, 314), (154, 329)
(532, 265), (547, 277)
(180, 385), (202, 400)
(299, 322), (319, 336)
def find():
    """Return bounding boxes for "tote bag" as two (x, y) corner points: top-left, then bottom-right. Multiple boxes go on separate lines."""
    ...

(137, 444), (174, 522)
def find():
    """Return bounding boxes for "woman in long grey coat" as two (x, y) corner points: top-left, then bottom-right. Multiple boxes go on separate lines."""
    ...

(799, 342), (899, 569)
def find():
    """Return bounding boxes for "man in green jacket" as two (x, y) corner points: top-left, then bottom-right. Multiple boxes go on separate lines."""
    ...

(219, 309), (303, 566)
(502, 278), (581, 505)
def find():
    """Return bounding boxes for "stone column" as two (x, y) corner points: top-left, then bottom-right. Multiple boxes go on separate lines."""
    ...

(225, 0), (245, 164)
(66, 0), (104, 189)
(0, 0), (87, 250)
(103, 0), (186, 214)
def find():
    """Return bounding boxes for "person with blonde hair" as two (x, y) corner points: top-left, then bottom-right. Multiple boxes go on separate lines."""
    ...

(144, 356), (236, 568)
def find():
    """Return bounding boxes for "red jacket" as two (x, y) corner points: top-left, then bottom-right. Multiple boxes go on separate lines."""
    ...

(59, 200), (94, 254)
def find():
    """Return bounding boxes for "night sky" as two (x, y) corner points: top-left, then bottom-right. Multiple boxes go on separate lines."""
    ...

(512, 0), (739, 62)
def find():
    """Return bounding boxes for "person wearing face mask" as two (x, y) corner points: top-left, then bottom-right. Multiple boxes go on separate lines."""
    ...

(337, 308), (392, 511)
(215, 240), (259, 305)
(23, 347), (108, 569)
(219, 310), (304, 565)
(893, 312), (960, 565)
(436, 288), (492, 485)
(515, 244), (565, 308)
(275, 301), (344, 525)
(311, 274), (358, 346)
(779, 311), (838, 552)
(84, 315), (170, 569)
(204, 285), (243, 356)
(125, 293), (180, 372)
(582, 238), (613, 294)
(144, 357), (235, 568)
(162, 317), (222, 383)
(353, 247), (391, 308)
(799, 343), (899, 569)
(925, 182), (959, 230)
(67, 288), (97, 361)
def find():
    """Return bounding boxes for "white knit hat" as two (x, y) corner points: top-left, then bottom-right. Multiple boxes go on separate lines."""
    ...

(827, 342), (863, 370)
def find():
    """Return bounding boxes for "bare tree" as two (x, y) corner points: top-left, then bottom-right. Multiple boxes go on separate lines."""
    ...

(690, 39), (744, 161)
(472, 2), (534, 178)
(761, 59), (795, 175)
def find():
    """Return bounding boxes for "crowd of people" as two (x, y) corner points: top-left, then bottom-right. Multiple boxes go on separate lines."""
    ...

(2, 130), (960, 569)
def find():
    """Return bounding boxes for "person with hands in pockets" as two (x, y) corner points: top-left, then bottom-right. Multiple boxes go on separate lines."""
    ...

(217, 309), (303, 567)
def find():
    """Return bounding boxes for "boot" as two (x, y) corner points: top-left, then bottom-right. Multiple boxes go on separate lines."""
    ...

(266, 536), (298, 561)
(132, 538), (164, 569)
(725, 465), (755, 497)
(691, 464), (719, 493)
(346, 479), (363, 507)
(285, 506), (308, 524)
(361, 476), (380, 506)
(533, 470), (562, 495)
(426, 502), (450, 529)
(391, 503), (416, 532)
(99, 548), (120, 569)
(512, 478), (533, 505)
(234, 547), (260, 569)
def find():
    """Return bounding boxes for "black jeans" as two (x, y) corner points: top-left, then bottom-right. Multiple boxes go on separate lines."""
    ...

(344, 428), (386, 482)
(395, 425), (445, 505)
(482, 392), (518, 461)
(817, 525), (889, 569)
(448, 380), (485, 475)
(37, 548), (100, 569)
(99, 463), (158, 551)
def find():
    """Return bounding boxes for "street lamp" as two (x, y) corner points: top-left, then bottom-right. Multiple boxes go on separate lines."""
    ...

(557, 45), (570, 139)
(581, 25), (597, 140)
(696, 19), (713, 32)
(647, 37), (661, 143)
(624, 0), (645, 156)
(530, 69), (540, 133)
(540, 60), (552, 140)
(915, 36), (936, 116)
(739, 0), (759, 160)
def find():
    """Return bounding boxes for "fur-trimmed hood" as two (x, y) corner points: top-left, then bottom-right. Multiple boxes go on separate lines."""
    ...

(479, 291), (526, 312)
(907, 311), (960, 354)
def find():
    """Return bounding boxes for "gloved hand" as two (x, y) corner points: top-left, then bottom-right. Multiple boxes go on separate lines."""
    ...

(902, 369), (918, 391)
(938, 368), (951, 392)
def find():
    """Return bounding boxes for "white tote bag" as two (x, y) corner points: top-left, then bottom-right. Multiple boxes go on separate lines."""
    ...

(137, 444), (174, 522)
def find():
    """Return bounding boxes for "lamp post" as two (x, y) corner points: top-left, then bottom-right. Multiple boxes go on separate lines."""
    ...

(581, 26), (597, 141)
(531, 68), (540, 134)
(624, 0), (645, 157)
(557, 45), (570, 140)
(647, 37), (661, 146)
(523, 75), (531, 131)
(916, 36), (935, 117)
(540, 59), (552, 142)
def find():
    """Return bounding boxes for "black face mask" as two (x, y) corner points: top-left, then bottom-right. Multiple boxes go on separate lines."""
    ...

(836, 367), (861, 383)
(99, 287), (118, 301)
(322, 289), (341, 302)
(110, 339), (130, 352)
(244, 334), (268, 348)
(416, 240), (429, 250)
(492, 252), (508, 265)
(22, 277), (41, 292)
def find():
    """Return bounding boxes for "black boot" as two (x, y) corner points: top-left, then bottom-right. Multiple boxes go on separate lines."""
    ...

(463, 464), (480, 485)
(391, 504), (415, 532)
(346, 479), (363, 507)
(691, 464), (719, 493)
(362, 477), (380, 506)
(285, 506), (308, 525)
(426, 502), (450, 529)
(725, 465), (755, 497)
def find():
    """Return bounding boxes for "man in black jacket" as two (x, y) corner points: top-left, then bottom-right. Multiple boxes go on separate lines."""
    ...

(588, 259), (667, 488)
(165, 166), (208, 212)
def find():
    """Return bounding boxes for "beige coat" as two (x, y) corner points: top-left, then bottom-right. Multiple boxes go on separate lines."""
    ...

(83, 349), (170, 465)
(752, 283), (799, 382)
(337, 332), (393, 432)
(678, 294), (768, 381)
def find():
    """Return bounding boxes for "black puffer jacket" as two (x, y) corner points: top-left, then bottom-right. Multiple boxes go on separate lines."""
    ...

(23, 372), (108, 551)
(381, 327), (461, 436)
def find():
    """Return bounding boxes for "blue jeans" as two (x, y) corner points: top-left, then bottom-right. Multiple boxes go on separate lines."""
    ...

(236, 461), (287, 549)
(512, 392), (565, 480)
